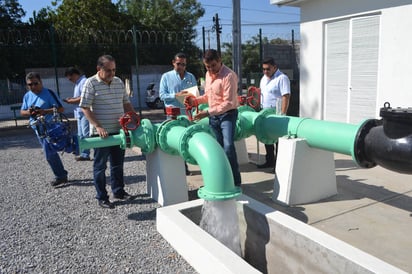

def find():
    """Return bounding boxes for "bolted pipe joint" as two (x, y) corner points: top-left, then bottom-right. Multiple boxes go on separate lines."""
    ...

(254, 108), (287, 144)
(235, 105), (257, 140)
(179, 123), (214, 165)
(355, 103), (412, 174)
(156, 118), (190, 155)
(128, 118), (156, 154)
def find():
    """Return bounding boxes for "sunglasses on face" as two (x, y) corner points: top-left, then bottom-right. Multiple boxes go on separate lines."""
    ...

(176, 63), (186, 67)
(27, 82), (39, 87)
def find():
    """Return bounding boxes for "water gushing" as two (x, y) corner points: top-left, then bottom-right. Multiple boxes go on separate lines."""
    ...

(200, 199), (242, 256)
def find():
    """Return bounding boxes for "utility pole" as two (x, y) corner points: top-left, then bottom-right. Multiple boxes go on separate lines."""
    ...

(202, 26), (206, 54)
(213, 13), (222, 55)
(232, 0), (242, 94)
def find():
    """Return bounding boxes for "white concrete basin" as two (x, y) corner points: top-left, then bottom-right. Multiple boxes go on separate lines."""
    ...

(157, 195), (406, 274)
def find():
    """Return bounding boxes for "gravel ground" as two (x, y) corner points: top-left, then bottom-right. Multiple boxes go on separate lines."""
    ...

(0, 128), (197, 274)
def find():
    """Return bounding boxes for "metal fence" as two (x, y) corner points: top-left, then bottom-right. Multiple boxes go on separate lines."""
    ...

(0, 27), (299, 129)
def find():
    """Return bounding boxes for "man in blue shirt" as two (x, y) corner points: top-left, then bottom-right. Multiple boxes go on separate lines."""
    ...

(20, 72), (68, 187)
(159, 52), (197, 175)
(160, 52), (197, 117)
(63, 67), (90, 161)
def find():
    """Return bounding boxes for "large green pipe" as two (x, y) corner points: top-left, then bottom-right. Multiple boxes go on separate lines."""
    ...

(236, 108), (365, 165)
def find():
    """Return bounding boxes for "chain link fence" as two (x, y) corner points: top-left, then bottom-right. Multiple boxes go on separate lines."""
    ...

(0, 27), (299, 129)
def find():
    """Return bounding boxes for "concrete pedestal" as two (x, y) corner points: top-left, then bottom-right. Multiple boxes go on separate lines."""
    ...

(235, 139), (249, 165)
(272, 137), (337, 205)
(146, 148), (188, 206)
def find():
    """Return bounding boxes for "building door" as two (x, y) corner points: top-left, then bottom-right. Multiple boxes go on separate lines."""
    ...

(324, 15), (380, 123)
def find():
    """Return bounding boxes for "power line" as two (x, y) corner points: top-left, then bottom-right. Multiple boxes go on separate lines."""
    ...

(221, 21), (300, 27)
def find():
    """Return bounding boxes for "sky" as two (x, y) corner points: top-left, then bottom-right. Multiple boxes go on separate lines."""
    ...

(17, 0), (301, 46)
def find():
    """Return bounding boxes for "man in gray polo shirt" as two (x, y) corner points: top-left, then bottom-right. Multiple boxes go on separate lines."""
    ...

(80, 54), (136, 209)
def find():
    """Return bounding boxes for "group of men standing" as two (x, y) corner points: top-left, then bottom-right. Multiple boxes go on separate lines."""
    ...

(20, 50), (290, 209)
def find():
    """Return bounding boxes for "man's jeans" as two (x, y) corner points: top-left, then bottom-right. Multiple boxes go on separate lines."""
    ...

(77, 112), (90, 158)
(36, 133), (68, 180)
(93, 145), (125, 201)
(209, 109), (241, 186)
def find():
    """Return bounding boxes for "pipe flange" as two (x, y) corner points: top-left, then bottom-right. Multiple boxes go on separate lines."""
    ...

(156, 119), (186, 155)
(254, 108), (277, 144)
(235, 106), (255, 140)
(353, 119), (379, 168)
(238, 105), (255, 114)
(176, 115), (192, 126)
(198, 186), (242, 201)
(118, 130), (127, 149)
(140, 119), (155, 153)
(179, 124), (213, 165)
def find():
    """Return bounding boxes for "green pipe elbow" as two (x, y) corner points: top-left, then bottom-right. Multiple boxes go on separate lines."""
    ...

(186, 131), (241, 200)
(159, 121), (241, 201)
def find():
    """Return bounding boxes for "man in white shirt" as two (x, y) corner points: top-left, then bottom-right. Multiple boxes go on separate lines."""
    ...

(258, 57), (290, 172)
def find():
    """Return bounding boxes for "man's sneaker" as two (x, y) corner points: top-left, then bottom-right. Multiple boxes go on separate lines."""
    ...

(113, 190), (136, 201)
(256, 162), (274, 169)
(98, 199), (115, 209)
(75, 156), (91, 161)
(50, 178), (67, 187)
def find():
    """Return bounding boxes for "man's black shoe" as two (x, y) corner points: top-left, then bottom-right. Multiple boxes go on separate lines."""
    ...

(50, 178), (67, 187)
(113, 191), (136, 201)
(75, 156), (91, 161)
(257, 162), (274, 169)
(98, 199), (114, 209)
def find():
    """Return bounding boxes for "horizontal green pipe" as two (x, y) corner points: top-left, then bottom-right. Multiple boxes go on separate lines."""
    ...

(78, 132), (125, 152)
(257, 115), (361, 156)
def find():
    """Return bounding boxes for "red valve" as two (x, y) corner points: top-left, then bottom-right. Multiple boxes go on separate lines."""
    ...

(184, 94), (199, 121)
(119, 111), (140, 134)
(165, 107), (181, 119)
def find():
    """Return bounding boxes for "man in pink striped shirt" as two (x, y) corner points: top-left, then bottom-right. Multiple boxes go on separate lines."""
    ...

(185, 49), (241, 186)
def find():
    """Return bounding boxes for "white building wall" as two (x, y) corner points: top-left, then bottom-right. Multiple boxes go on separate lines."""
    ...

(299, 20), (324, 119)
(294, 0), (412, 119)
(377, 5), (412, 110)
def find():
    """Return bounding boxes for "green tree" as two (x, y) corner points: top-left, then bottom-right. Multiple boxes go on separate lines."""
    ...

(119, 0), (204, 33)
(221, 35), (288, 76)
(118, 0), (205, 70)
(28, 7), (54, 29)
(52, 0), (129, 40)
(0, 0), (26, 29)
